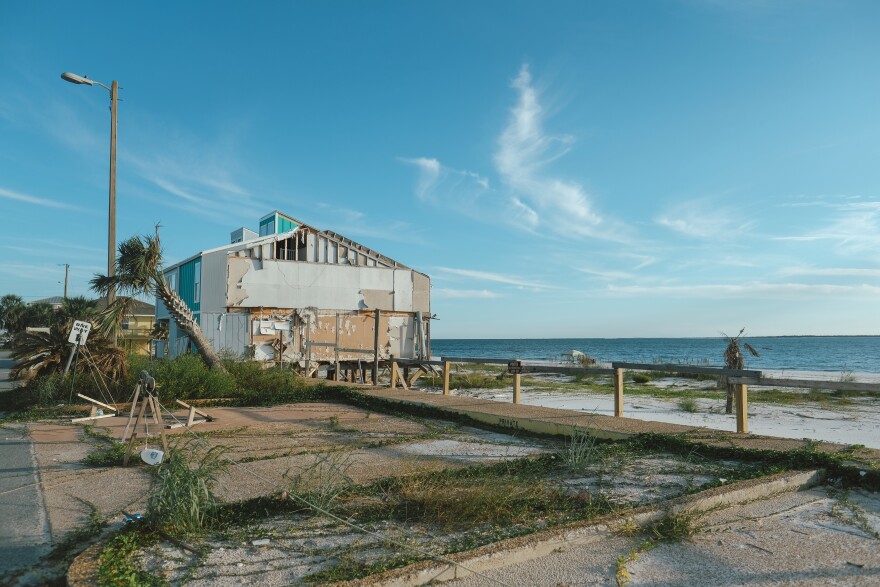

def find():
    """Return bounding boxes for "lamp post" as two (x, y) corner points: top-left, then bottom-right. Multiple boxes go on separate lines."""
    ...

(60, 72), (118, 307)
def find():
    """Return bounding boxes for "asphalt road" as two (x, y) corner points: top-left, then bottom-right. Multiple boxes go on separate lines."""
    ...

(0, 349), (18, 392)
(0, 350), (51, 581)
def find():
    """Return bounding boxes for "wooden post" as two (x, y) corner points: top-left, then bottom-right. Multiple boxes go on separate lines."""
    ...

(443, 360), (451, 395)
(390, 355), (398, 389)
(334, 313), (340, 382)
(513, 372), (521, 404)
(372, 309), (380, 385)
(613, 368), (624, 418)
(304, 314), (312, 377)
(735, 383), (749, 433)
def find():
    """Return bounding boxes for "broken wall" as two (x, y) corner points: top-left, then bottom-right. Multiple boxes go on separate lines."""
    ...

(226, 257), (418, 312)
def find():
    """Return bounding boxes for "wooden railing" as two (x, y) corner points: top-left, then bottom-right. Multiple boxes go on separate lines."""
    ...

(389, 357), (880, 435)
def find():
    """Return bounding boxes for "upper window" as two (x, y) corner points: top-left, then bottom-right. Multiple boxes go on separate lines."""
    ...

(193, 260), (201, 302)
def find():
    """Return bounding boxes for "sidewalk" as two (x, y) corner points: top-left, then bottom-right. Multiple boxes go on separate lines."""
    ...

(358, 387), (880, 466)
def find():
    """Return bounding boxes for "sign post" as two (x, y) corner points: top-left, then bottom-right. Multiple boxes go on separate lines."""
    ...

(63, 321), (92, 377)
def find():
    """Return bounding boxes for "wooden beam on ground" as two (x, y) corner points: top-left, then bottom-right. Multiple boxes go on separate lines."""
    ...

(75, 394), (117, 413)
(174, 400), (215, 421)
(408, 367), (427, 387)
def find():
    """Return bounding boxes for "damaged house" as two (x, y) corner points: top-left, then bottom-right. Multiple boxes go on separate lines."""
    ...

(156, 211), (431, 380)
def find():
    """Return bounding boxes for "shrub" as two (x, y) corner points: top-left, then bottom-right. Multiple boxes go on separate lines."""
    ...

(678, 397), (699, 413)
(128, 354), (237, 401)
(632, 373), (652, 384)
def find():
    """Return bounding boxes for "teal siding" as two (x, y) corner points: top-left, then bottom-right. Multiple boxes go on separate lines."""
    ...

(278, 216), (298, 233)
(178, 257), (201, 313)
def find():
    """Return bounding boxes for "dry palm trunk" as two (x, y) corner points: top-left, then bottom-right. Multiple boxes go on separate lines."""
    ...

(156, 284), (227, 373)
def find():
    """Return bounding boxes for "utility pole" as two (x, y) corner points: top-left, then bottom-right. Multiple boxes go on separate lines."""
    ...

(62, 264), (69, 299)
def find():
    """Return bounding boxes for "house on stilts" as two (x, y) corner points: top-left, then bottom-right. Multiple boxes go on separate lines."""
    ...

(155, 211), (431, 381)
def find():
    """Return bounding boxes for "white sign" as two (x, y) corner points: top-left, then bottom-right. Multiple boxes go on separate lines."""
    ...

(68, 320), (92, 345)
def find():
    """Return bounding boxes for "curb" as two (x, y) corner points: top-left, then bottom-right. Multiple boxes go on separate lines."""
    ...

(337, 468), (824, 586)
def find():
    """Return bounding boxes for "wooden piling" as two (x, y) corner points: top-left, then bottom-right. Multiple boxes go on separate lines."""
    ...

(613, 368), (624, 418)
(735, 383), (749, 433)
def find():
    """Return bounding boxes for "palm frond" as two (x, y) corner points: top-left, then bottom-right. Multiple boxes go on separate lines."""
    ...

(743, 342), (760, 358)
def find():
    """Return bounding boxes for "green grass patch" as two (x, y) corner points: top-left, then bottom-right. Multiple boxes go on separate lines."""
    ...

(97, 528), (164, 587)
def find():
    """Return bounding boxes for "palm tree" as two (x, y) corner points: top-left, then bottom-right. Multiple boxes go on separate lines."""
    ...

(55, 296), (99, 327)
(91, 226), (227, 372)
(23, 302), (56, 330)
(0, 294), (27, 334)
(11, 300), (126, 381)
(722, 328), (760, 414)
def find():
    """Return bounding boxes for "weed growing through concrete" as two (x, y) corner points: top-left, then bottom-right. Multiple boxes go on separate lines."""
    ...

(558, 428), (602, 471)
(97, 529), (164, 587)
(677, 397), (699, 413)
(82, 425), (128, 467)
(145, 439), (228, 536)
(829, 489), (880, 540)
(614, 509), (704, 586)
(283, 452), (354, 513)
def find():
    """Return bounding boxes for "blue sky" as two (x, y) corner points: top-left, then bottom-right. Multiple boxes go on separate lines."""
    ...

(1, 1), (879, 338)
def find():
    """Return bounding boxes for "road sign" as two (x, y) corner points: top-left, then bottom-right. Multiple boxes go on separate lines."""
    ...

(68, 320), (92, 345)
(507, 360), (522, 375)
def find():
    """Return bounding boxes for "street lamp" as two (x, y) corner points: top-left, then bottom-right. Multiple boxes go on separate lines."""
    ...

(60, 72), (118, 307)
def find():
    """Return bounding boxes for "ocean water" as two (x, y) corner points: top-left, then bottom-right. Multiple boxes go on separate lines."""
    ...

(431, 337), (880, 374)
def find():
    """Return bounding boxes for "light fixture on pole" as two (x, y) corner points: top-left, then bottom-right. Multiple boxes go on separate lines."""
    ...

(60, 72), (118, 308)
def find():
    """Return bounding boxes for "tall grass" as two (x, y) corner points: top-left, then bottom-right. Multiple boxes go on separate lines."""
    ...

(145, 439), (228, 535)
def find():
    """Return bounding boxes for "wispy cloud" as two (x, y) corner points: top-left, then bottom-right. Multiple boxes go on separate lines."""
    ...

(433, 288), (502, 299)
(575, 266), (635, 281)
(780, 266), (880, 278)
(495, 65), (624, 241)
(0, 186), (82, 211)
(655, 198), (752, 239)
(435, 266), (559, 290)
(399, 157), (496, 221)
(606, 282), (880, 298)
(403, 64), (627, 243)
(773, 198), (880, 258)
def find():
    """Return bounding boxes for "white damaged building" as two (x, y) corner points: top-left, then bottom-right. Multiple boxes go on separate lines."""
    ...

(155, 211), (431, 380)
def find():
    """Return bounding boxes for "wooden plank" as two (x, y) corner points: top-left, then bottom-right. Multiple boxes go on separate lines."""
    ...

(121, 383), (142, 442)
(174, 399), (214, 421)
(729, 377), (880, 393)
(440, 357), (512, 365)
(71, 413), (117, 423)
(612, 362), (762, 378)
(519, 366), (615, 376)
(306, 341), (336, 348)
(76, 394), (117, 412)
(390, 355), (398, 389)
(335, 348), (375, 354)
(392, 358), (445, 366)
(408, 368), (427, 387)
